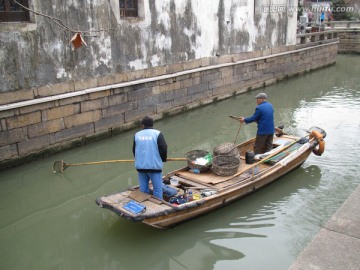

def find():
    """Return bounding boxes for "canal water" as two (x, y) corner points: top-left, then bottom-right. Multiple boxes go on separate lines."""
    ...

(1, 55), (359, 270)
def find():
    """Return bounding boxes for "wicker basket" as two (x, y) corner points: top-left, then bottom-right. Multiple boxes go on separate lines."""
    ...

(211, 155), (240, 176)
(186, 150), (212, 172)
(213, 143), (240, 160)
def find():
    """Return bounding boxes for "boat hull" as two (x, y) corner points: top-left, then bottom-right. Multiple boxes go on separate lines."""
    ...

(96, 131), (322, 229)
(141, 149), (312, 229)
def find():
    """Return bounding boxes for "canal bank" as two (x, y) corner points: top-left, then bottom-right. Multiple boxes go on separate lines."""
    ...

(0, 41), (338, 170)
(289, 184), (360, 270)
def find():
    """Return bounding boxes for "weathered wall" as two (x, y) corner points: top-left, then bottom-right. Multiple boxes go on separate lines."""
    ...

(338, 30), (360, 53)
(0, 42), (338, 169)
(3, 0), (344, 170)
(0, 0), (298, 94)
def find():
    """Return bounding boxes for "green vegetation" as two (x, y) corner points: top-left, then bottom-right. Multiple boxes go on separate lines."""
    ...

(330, 0), (358, 20)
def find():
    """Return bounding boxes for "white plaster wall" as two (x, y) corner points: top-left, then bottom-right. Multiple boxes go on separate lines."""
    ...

(188, 0), (220, 58)
(121, 0), (296, 70)
(287, 0), (299, 45)
(230, 1), (257, 51)
(0, 0), (298, 92)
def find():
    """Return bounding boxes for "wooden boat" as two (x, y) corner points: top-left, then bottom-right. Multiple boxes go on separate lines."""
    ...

(95, 127), (326, 229)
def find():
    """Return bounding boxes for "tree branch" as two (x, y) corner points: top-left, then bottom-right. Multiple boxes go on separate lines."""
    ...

(13, 0), (114, 35)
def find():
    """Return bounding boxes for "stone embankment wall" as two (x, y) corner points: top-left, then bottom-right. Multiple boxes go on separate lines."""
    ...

(0, 41), (338, 169)
(338, 30), (360, 54)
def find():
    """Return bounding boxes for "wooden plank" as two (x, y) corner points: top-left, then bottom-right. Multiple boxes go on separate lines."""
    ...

(129, 189), (151, 202)
(148, 197), (163, 205)
(214, 162), (269, 189)
(170, 175), (213, 189)
(142, 199), (174, 211)
(174, 171), (214, 187)
(176, 159), (269, 185)
(176, 170), (227, 185)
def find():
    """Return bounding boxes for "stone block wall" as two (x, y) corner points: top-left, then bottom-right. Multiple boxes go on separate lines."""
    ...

(338, 30), (360, 54)
(0, 42), (338, 169)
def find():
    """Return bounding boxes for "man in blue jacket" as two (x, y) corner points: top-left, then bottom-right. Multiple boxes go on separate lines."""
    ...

(239, 93), (275, 154)
(133, 116), (167, 199)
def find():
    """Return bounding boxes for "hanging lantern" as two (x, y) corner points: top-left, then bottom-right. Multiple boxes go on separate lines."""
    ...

(70, 33), (87, 49)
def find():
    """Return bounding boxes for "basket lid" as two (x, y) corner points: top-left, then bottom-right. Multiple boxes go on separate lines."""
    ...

(213, 143), (238, 156)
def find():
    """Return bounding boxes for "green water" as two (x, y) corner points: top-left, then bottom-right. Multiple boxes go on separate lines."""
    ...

(1, 55), (359, 270)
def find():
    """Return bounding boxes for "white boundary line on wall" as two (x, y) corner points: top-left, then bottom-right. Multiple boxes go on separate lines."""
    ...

(0, 41), (339, 112)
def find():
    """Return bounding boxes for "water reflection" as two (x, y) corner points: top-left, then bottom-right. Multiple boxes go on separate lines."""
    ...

(100, 224), (244, 270)
(202, 165), (322, 269)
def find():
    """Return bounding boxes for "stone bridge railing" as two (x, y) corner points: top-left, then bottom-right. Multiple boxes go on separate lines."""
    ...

(297, 22), (360, 54)
(297, 30), (339, 46)
(325, 21), (360, 29)
(304, 21), (360, 30)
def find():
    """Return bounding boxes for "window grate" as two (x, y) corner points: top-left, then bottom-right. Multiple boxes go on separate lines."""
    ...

(0, 0), (30, 22)
(119, 0), (138, 17)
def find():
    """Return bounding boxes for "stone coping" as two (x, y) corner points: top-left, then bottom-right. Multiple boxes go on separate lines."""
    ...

(0, 42), (339, 112)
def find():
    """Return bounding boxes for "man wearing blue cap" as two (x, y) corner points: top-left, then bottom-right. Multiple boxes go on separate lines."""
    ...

(239, 93), (275, 154)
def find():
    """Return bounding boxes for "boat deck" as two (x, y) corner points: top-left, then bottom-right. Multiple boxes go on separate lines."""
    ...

(96, 135), (302, 226)
(165, 135), (298, 191)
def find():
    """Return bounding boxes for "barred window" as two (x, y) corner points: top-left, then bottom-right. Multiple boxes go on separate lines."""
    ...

(120, 0), (138, 17)
(0, 0), (30, 22)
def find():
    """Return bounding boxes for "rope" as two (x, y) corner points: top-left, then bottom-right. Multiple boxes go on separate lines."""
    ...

(234, 123), (243, 144)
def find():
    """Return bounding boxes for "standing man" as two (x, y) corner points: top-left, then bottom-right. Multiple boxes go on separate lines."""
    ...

(320, 12), (325, 22)
(133, 116), (167, 200)
(239, 93), (275, 154)
(307, 10), (313, 26)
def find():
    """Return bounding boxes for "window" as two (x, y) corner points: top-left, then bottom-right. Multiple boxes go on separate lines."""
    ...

(0, 0), (30, 22)
(120, 0), (138, 17)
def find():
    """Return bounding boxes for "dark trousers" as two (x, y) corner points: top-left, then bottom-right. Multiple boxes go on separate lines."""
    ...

(254, 134), (274, 154)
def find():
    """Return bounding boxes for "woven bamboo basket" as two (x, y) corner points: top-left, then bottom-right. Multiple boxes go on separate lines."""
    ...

(211, 155), (240, 176)
(213, 143), (240, 160)
(185, 150), (211, 172)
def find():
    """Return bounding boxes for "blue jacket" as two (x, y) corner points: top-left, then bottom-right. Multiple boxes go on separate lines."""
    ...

(245, 101), (275, 135)
(133, 128), (167, 172)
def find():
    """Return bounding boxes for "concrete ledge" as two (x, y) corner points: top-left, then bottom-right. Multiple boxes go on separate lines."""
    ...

(289, 185), (360, 270)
